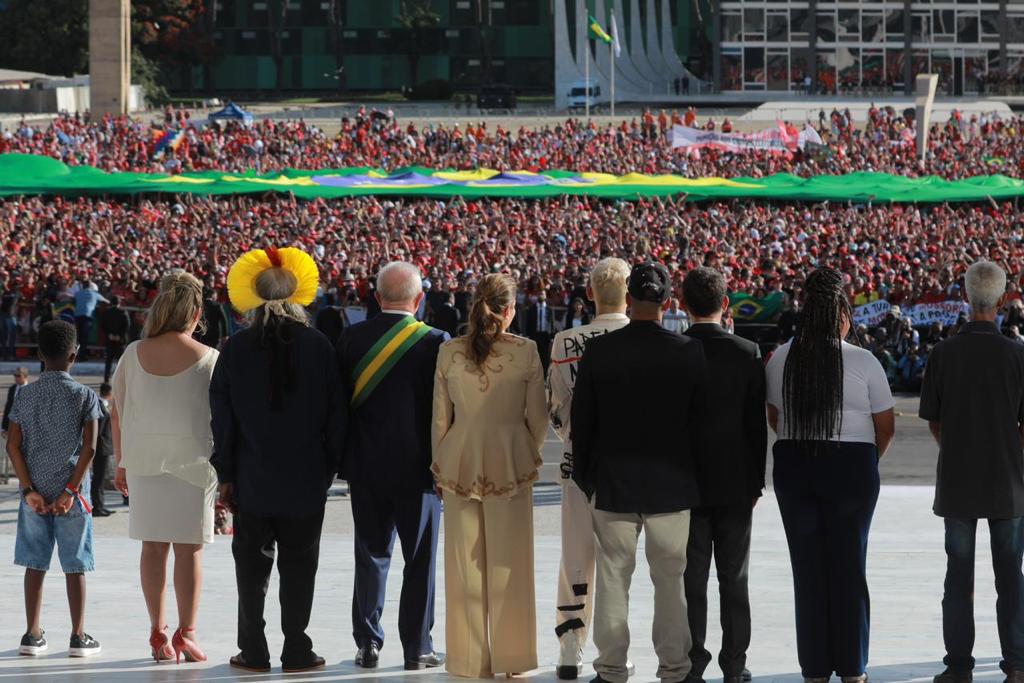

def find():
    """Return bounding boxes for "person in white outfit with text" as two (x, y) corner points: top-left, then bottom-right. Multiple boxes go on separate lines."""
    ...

(548, 258), (632, 680)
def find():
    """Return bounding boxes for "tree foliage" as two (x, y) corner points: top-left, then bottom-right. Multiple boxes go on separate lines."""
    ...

(0, 0), (89, 77)
(132, 0), (219, 68)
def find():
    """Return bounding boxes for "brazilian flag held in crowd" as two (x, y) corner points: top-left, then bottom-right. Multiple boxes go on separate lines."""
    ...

(729, 291), (786, 323)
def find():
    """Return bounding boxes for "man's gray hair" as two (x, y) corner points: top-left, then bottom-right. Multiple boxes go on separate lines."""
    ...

(377, 261), (423, 303)
(965, 260), (1006, 313)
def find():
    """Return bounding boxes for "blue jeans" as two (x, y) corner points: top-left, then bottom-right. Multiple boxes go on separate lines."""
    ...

(943, 517), (1024, 673)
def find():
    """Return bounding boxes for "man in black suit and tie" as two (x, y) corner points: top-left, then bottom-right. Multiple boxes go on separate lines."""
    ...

(526, 291), (556, 372)
(432, 292), (460, 337)
(572, 262), (708, 683)
(681, 267), (767, 683)
(336, 261), (448, 671)
(2, 366), (28, 434)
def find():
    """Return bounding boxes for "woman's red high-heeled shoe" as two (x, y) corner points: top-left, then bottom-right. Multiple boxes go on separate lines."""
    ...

(171, 627), (207, 664)
(149, 626), (174, 662)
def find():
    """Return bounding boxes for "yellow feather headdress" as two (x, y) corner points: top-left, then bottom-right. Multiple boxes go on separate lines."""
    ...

(227, 247), (319, 313)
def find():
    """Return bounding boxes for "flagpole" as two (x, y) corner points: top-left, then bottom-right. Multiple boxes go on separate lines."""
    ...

(585, 35), (590, 122)
(611, 37), (616, 119)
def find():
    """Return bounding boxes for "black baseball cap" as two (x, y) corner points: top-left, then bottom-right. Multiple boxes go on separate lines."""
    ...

(628, 261), (671, 304)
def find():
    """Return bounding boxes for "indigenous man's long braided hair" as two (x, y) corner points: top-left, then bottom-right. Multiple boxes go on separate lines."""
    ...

(782, 267), (857, 443)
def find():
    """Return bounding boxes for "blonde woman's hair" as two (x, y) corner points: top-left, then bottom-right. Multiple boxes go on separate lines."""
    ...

(466, 273), (516, 367)
(246, 267), (310, 328)
(589, 257), (631, 308)
(143, 270), (205, 339)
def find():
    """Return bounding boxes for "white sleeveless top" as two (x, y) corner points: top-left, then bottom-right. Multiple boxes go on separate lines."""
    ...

(111, 342), (219, 489)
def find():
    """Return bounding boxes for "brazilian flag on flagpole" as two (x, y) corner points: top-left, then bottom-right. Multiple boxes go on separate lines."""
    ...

(588, 15), (613, 44)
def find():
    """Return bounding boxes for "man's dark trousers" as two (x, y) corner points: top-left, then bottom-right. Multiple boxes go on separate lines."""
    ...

(75, 315), (92, 359)
(943, 517), (1024, 674)
(104, 341), (124, 383)
(684, 503), (753, 678)
(89, 442), (110, 513)
(350, 481), (441, 660)
(233, 507), (325, 667)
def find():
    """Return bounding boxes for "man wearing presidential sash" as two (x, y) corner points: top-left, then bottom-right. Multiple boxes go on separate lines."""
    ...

(336, 261), (448, 671)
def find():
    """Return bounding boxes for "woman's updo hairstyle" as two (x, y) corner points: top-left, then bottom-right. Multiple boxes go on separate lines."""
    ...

(143, 270), (205, 339)
(466, 273), (516, 367)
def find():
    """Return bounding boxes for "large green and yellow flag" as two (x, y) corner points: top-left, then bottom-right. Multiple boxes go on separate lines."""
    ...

(588, 15), (612, 44)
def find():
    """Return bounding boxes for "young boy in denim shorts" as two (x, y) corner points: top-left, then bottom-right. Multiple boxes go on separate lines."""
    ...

(5, 320), (103, 657)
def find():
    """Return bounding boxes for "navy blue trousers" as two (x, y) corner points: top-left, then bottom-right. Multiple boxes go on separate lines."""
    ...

(350, 482), (441, 660)
(773, 440), (880, 678)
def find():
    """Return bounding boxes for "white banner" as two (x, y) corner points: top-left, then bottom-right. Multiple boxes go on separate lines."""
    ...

(853, 300), (969, 328)
(852, 300), (892, 327)
(670, 125), (793, 154)
(905, 301), (969, 327)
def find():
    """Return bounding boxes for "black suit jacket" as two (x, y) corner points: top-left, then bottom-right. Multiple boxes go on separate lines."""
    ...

(95, 398), (113, 462)
(571, 320), (707, 513)
(524, 302), (555, 337)
(433, 303), (460, 337)
(684, 323), (768, 506)
(2, 384), (18, 431)
(99, 306), (131, 341)
(336, 313), (449, 493)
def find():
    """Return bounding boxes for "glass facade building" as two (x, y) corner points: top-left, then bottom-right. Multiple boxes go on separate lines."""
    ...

(717, 1), (1024, 95)
(172, 1), (702, 96)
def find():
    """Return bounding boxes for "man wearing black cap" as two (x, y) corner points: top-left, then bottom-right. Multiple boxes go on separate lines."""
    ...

(571, 262), (708, 683)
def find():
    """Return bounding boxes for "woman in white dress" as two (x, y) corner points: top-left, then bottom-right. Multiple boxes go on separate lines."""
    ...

(111, 271), (218, 664)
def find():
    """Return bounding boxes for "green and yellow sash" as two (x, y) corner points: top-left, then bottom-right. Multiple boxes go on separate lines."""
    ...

(351, 315), (433, 408)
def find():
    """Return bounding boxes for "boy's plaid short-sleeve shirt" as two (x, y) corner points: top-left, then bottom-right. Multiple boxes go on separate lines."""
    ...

(9, 371), (102, 502)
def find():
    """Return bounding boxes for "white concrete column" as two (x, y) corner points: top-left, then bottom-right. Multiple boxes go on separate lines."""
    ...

(89, 0), (131, 116)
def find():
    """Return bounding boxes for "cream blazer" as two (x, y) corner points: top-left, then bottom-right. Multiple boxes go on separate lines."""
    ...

(432, 334), (548, 500)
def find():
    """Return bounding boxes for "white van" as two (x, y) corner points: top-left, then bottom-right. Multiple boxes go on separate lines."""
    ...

(567, 79), (601, 111)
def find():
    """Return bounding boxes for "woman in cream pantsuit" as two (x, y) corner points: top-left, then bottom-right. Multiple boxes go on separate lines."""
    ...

(432, 273), (548, 678)
(111, 271), (218, 664)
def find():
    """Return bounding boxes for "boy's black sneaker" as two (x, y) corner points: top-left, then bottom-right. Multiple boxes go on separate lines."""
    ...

(19, 630), (47, 656)
(68, 633), (101, 657)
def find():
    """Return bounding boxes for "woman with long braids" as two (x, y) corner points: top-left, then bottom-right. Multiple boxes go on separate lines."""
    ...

(765, 267), (896, 683)
(432, 273), (547, 678)
(209, 247), (347, 674)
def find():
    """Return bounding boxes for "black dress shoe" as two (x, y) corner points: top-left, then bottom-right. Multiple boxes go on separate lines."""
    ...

(685, 674), (706, 683)
(724, 670), (753, 683)
(283, 653), (326, 673)
(91, 508), (115, 517)
(935, 672), (972, 683)
(229, 653), (271, 672)
(355, 643), (380, 668)
(405, 651), (445, 670)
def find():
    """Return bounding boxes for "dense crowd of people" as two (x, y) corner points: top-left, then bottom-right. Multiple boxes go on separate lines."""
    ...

(3, 105), (1024, 179)
(4, 107), (1024, 391)
(2, 187), (1024, 392)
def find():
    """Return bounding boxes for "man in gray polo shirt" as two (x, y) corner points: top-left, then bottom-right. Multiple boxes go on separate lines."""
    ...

(920, 260), (1024, 683)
